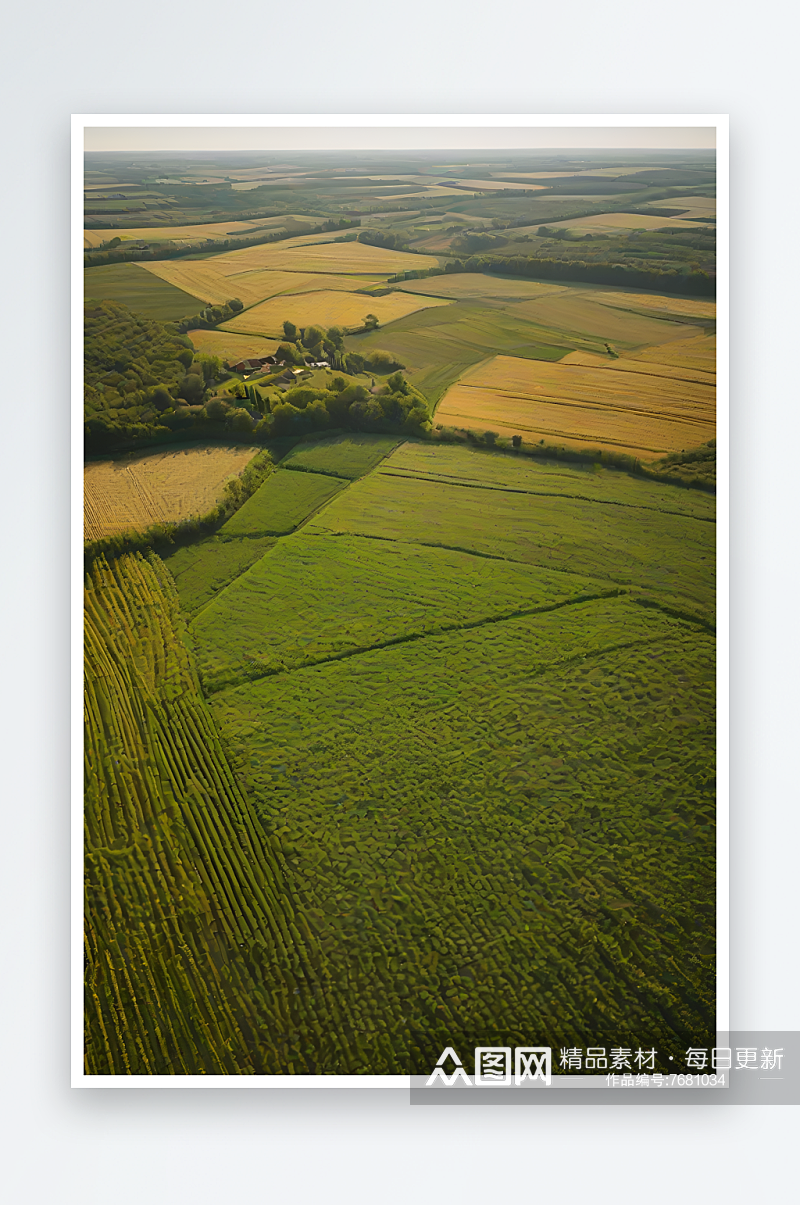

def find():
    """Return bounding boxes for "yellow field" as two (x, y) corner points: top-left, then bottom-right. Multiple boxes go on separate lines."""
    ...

(587, 291), (717, 321)
(509, 293), (701, 348)
(84, 445), (259, 540)
(220, 289), (452, 337)
(398, 273), (568, 304)
(436, 347), (715, 458)
(188, 329), (280, 360)
(547, 212), (706, 234)
(630, 333), (717, 374)
(206, 239), (440, 276)
(649, 195), (717, 220)
(83, 219), (284, 250)
(139, 259), (384, 308)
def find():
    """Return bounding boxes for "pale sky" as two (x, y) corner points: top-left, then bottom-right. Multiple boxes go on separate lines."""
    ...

(83, 124), (716, 153)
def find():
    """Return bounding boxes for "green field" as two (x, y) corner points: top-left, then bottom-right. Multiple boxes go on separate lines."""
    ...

(190, 534), (609, 693)
(216, 468), (347, 538)
(85, 147), (717, 1077)
(305, 445), (715, 622)
(211, 596), (715, 1064)
(280, 433), (402, 479)
(84, 261), (204, 320)
(160, 535), (276, 614)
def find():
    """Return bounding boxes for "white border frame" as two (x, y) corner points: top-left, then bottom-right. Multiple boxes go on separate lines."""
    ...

(73, 113), (728, 1088)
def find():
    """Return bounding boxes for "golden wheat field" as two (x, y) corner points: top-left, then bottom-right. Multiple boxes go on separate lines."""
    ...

(187, 329), (280, 361)
(220, 289), (451, 337)
(509, 293), (701, 348)
(84, 445), (259, 540)
(587, 291), (717, 321)
(436, 345), (716, 458)
(208, 239), (440, 276)
(83, 219), (280, 250)
(398, 273), (568, 304)
(139, 261), (386, 308)
(547, 212), (706, 234)
(647, 195), (716, 220)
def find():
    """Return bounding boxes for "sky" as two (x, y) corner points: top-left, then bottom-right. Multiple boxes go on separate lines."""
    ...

(83, 123), (717, 153)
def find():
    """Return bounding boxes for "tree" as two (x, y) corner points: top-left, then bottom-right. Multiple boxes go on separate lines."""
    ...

(205, 398), (229, 422)
(229, 407), (253, 434)
(176, 348), (194, 369)
(511, 434), (522, 449)
(283, 320), (298, 342)
(177, 372), (205, 404)
(326, 325), (344, 350)
(227, 298), (244, 312)
(148, 386), (172, 413)
(302, 324), (325, 350)
(363, 313), (379, 330)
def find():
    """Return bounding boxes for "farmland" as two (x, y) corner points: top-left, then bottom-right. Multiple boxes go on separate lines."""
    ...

(85, 262), (205, 319)
(83, 217), (298, 249)
(84, 144), (717, 1076)
(435, 341), (716, 457)
(84, 444), (258, 539)
(221, 289), (451, 338)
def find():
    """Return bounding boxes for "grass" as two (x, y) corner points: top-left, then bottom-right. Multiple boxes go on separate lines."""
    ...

(382, 440), (717, 520)
(221, 289), (451, 337)
(84, 552), (316, 1074)
(346, 301), (578, 408)
(84, 444), (259, 540)
(211, 595), (716, 1066)
(160, 535), (277, 614)
(188, 329), (280, 360)
(216, 467), (347, 537)
(305, 446), (715, 618)
(280, 433), (402, 479)
(507, 293), (701, 348)
(84, 262), (205, 320)
(190, 532), (611, 693)
(436, 351), (715, 458)
(397, 273), (569, 304)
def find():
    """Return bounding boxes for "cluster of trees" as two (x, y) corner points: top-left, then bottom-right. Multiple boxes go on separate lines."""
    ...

(357, 229), (409, 252)
(176, 298), (243, 333)
(273, 319), (402, 374)
(258, 372), (431, 439)
(439, 253), (715, 296)
(84, 301), (245, 450)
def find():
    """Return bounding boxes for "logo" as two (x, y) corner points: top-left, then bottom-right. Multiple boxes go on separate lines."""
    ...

(426, 1046), (552, 1087)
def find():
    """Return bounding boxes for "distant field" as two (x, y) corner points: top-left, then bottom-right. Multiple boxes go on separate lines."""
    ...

(85, 262), (204, 320)
(188, 328), (280, 360)
(546, 212), (706, 235)
(436, 349), (715, 457)
(586, 291), (716, 322)
(643, 195), (716, 220)
(508, 294), (699, 348)
(221, 289), (451, 337)
(140, 261), (387, 308)
(217, 468), (347, 538)
(280, 433), (402, 479)
(202, 240), (440, 276)
(631, 333), (717, 374)
(84, 444), (258, 540)
(397, 273), (567, 304)
(83, 218), (283, 249)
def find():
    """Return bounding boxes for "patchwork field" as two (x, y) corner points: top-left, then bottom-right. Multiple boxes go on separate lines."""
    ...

(83, 218), (286, 249)
(216, 468), (347, 537)
(436, 348), (715, 457)
(397, 273), (568, 304)
(84, 444), (259, 539)
(198, 239), (440, 276)
(280, 433), (402, 479)
(508, 293), (700, 348)
(85, 262), (204, 319)
(141, 262), (387, 309)
(188, 438), (715, 1065)
(187, 328), (280, 360)
(546, 212), (706, 235)
(220, 289), (451, 337)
